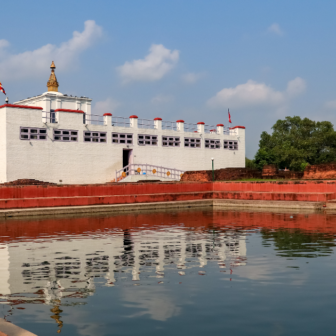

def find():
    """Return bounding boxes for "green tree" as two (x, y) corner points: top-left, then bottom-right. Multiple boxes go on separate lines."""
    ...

(254, 116), (336, 171)
(245, 157), (258, 169)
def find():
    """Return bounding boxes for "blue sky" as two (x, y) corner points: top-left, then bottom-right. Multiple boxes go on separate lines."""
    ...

(1, 0), (336, 157)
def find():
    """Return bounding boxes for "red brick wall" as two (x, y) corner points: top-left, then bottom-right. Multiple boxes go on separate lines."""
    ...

(181, 168), (261, 182)
(304, 163), (336, 180)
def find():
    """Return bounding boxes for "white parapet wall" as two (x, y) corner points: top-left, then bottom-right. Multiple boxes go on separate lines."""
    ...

(0, 104), (245, 184)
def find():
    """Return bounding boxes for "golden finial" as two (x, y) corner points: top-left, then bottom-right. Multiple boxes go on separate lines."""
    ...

(47, 61), (59, 92)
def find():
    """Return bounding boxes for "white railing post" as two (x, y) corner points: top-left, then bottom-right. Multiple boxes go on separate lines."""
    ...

(104, 113), (112, 126)
(216, 123), (224, 135)
(154, 118), (162, 130)
(176, 119), (184, 132)
(130, 115), (138, 128)
(197, 122), (205, 133)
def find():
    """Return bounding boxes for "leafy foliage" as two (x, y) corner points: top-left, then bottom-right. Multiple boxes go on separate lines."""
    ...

(245, 157), (258, 169)
(261, 228), (335, 258)
(254, 116), (336, 171)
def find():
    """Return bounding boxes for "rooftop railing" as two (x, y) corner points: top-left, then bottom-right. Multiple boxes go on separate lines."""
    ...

(204, 125), (217, 133)
(42, 110), (239, 136)
(162, 120), (177, 131)
(184, 123), (198, 133)
(42, 111), (58, 124)
(84, 113), (105, 125)
(112, 116), (131, 128)
(138, 118), (155, 129)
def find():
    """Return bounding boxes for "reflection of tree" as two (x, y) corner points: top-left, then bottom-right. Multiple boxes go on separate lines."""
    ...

(261, 229), (336, 258)
(50, 300), (63, 333)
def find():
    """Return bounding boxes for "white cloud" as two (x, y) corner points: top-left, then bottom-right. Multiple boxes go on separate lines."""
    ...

(325, 100), (336, 109)
(0, 39), (9, 49)
(286, 77), (306, 97)
(207, 77), (306, 109)
(0, 20), (102, 81)
(117, 44), (179, 83)
(267, 23), (284, 36)
(93, 98), (120, 115)
(181, 72), (205, 84)
(151, 94), (174, 104)
(122, 287), (180, 321)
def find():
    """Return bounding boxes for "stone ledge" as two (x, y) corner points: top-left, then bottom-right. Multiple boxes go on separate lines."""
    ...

(0, 198), (333, 219)
(0, 318), (37, 336)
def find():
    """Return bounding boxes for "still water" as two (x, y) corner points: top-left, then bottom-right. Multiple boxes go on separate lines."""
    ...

(1, 209), (336, 335)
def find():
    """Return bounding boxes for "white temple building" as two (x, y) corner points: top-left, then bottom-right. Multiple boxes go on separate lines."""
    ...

(0, 62), (245, 184)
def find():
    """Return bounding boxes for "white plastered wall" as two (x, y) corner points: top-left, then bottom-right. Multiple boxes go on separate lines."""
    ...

(0, 108), (7, 183)
(3, 106), (245, 184)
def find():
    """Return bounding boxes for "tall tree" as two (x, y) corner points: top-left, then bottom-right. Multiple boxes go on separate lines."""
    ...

(254, 116), (336, 171)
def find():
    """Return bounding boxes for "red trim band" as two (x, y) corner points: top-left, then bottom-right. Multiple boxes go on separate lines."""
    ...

(55, 109), (84, 114)
(217, 124), (224, 127)
(197, 122), (205, 125)
(103, 113), (112, 116)
(129, 115), (138, 119)
(230, 126), (245, 129)
(0, 104), (43, 110)
(176, 120), (185, 123)
(154, 117), (162, 121)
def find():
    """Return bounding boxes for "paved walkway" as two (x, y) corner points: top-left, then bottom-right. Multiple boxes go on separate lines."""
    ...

(0, 319), (36, 336)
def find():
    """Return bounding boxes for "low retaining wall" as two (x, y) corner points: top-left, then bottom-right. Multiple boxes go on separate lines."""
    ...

(0, 180), (335, 212)
(181, 168), (261, 182)
(304, 163), (336, 179)
(262, 165), (304, 179)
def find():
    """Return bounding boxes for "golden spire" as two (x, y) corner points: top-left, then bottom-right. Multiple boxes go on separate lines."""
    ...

(47, 61), (59, 92)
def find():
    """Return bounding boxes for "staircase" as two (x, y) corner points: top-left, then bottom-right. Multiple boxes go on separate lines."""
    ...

(114, 163), (185, 182)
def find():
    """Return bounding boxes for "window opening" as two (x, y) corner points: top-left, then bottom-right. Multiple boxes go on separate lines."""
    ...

(184, 137), (201, 148)
(138, 134), (158, 146)
(162, 136), (180, 147)
(205, 139), (221, 149)
(84, 131), (107, 143)
(20, 127), (47, 141)
(224, 140), (238, 150)
(54, 129), (78, 142)
(112, 133), (133, 144)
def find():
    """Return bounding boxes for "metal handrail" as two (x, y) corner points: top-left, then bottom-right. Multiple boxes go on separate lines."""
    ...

(204, 125), (217, 133)
(84, 114), (104, 125)
(226, 128), (234, 135)
(115, 163), (184, 182)
(162, 121), (177, 131)
(42, 111), (58, 124)
(138, 119), (155, 129)
(184, 123), (198, 133)
(112, 116), (131, 128)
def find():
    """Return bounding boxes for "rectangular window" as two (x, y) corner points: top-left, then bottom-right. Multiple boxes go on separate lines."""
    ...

(138, 134), (158, 146)
(20, 127), (47, 141)
(83, 131), (107, 143)
(205, 139), (221, 149)
(162, 136), (180, 147)
(112, 133), (133, 144)
(224, 140), (238, 150)
(184, 137), (201, 148)
(54, 129), (78, 142)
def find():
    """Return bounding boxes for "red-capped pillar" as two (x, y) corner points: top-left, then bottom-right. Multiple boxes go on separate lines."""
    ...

(154, 117), (162, 130)
(216, 123), (224, 134)
(129, 115), (138, 128)
(176, 119), (184, 132)
(197, 122), (205, 133)
(103, 113), (112, 126)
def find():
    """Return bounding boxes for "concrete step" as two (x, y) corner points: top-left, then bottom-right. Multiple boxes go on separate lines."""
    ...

(0, 190), (333, 210)
(213, 191), (335, 202)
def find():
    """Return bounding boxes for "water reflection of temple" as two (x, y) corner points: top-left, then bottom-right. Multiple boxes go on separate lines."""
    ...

(0, 227), (246, 307)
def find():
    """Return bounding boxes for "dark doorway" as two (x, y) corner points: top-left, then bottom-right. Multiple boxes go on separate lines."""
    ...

(123, 149), (132, 168)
